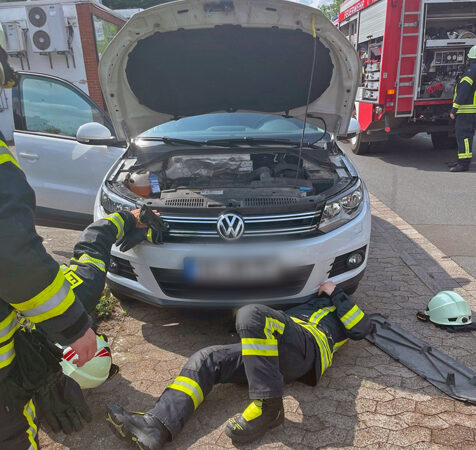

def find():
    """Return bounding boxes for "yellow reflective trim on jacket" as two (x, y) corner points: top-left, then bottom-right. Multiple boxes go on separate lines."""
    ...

(23, 399), (38, 450)
(0, 153), (21, 169)
(309, 306), (336, 326)
(333, 339), (348, 353)
(168, 376), (204, 409)
(11, 269), (76, 323)
(71, 253), (106, 272)
(461, 76), (474, 86)
(0, 339), (16, 369)
(0, 311), (20, 344)
(105, 213), (125, 239)
(147, 228), (154, 243)
(291, 317), (332, 374)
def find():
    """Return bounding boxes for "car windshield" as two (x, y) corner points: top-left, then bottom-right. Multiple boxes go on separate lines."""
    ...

(139, 113), (327, 145)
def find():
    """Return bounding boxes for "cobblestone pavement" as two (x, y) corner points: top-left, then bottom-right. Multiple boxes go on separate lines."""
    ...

(39, 195), (476, 449)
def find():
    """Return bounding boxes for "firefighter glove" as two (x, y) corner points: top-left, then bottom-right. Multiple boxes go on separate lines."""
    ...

(35, 373), (92, 434)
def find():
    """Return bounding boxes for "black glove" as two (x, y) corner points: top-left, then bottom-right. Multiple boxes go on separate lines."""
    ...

(0, 45), (18, 88)
(116, 228), (147, 252)
(35, 374), (92, 434)
(138, 204), (169, 243)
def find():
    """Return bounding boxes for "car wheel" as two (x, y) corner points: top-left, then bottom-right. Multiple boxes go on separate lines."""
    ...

(431, 132), (456, 150)
(344, 283), (359, 295)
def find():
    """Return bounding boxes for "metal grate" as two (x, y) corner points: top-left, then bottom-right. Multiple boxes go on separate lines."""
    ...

(161, 210), (322, 240)
(243, 197), (297, 207)
(165, 198), (205, 207)
(109, 256), (137, 281)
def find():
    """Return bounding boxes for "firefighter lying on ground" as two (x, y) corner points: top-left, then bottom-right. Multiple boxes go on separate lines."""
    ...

(449, 44), (476, 172)
(106, 281), (372, 449)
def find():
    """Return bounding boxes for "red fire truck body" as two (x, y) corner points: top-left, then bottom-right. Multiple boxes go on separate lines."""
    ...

(338, 0), (476, 153)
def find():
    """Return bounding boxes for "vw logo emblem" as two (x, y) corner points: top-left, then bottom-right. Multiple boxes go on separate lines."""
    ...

(217, 213), (245, 241)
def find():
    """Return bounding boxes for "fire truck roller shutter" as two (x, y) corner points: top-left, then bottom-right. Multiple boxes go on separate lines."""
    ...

(358, 0), (388, 44)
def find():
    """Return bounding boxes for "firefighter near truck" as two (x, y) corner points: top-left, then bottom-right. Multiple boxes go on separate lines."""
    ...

(338, 0), (476, 154)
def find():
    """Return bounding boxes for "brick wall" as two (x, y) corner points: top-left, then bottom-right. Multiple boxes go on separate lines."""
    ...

(76, 3), (125, 110)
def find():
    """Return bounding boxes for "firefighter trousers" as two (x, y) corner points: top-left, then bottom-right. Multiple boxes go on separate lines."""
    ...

(455, 114), (476, 165)
(149, 304), (319, 439)
(0, 397), (39, 450)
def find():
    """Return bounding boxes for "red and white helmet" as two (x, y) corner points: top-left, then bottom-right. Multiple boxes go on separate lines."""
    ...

(59, 335), (112, 389)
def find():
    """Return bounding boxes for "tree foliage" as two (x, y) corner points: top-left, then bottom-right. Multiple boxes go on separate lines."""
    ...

(320, 0), (341, 20)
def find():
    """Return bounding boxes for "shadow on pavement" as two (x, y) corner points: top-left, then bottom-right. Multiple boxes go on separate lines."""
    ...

(48, 213), (476, 449)
(362, 136), (463, 173)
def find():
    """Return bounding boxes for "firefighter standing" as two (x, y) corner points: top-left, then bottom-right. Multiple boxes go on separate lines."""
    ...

(106, 281), (371, 449)
(0, 44), (150, 449)
(449, 45), (476, 172)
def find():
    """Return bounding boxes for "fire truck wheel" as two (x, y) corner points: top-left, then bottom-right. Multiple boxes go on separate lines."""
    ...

(431, 132), (457, 151)
(351, 132), (371, 155)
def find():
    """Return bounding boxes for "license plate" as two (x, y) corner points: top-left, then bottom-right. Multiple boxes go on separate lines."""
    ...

(183, 257), (281, 283)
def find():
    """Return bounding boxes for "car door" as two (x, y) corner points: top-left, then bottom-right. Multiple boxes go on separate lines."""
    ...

(12, 72), (125, 230)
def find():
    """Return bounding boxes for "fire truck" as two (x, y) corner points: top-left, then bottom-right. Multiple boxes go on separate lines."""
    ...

(338, 0), (476, 154)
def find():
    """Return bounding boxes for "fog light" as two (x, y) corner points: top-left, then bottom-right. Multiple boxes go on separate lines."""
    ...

(347, 252), (364, 269)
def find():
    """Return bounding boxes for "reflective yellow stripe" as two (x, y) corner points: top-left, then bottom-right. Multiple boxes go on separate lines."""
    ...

(71, 253), (106, 272)
(168, 376), (204, 409)
(147, 228), (154, 243)
(0, 153), (21, 169)
(11, 269), (76, 323)
(461, 76), (474, 86)
(333, 339), (348, 353)
(264, 317), (285, 339)
(309, 306), (336, 326)
(291, 317), (332, 375)
(0, 339), (16, 369)
(23, 399), (38, 450)
(242, 400), (263, 421)
(0, 311), (20, 344)
(105, 213), (125, 239)
(340, 305), (365, 330)
(242, 337), (279, 357)
(453, 103), (460, 108)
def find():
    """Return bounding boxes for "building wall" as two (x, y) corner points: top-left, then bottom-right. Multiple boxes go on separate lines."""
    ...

(76, 3), (125, 109)
(0, 0), (124, 141)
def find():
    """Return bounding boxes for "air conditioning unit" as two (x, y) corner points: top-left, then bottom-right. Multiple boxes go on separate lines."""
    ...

(26, 4), (69, 53)
(2, 22), (27, 53)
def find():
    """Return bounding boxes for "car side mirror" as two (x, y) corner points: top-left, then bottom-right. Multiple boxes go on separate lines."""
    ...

(76, 122), (117, 145)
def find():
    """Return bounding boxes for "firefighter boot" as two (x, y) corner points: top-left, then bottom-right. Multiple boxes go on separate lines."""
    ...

(225, 398), (284, 443)
(106, 403), (169, 450)
(450, 163), (470, 172)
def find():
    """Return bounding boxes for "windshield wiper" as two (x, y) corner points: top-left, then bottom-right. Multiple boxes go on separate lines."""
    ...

(157, 137), (206, 146)
(205, 137), (299, 147)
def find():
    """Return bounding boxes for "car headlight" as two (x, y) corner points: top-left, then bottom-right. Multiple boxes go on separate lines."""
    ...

(100, 186), (136, 214)
(319, 182), (365, 232)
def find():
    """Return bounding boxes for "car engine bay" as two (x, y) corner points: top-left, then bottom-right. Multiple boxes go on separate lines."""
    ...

(106, 145), (354, 211)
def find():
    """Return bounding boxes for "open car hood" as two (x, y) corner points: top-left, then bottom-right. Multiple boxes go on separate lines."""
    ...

(99, 0), (360, 141)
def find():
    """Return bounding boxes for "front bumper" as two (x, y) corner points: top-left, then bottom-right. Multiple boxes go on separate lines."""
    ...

(96, 197), (371, 308)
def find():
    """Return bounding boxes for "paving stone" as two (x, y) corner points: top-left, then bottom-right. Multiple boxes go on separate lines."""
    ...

(388, 426), (431, 446)
(359, 412), (408, 431)
(415, 398), (455, 415)
(376, 398), (416, 415)
(432, 425), (474, 445)
(400, 412), (449, 429)
(353, 426), (390, 447)
(437, 411), (476, 429)
(302, 427), (349, 448)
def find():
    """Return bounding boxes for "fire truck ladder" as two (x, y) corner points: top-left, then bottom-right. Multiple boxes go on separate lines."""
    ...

(395, 0), (421, 118)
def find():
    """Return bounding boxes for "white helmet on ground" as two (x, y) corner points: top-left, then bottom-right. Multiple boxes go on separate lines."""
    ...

(59, 335), (112, 389)
(425, 291), (472, 326)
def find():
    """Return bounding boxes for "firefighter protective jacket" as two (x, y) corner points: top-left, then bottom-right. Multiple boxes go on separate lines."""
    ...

(452, 63), (476, 115)
(285, 288), (371, 379)
(0, 139), (135, 380)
